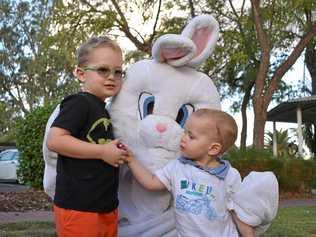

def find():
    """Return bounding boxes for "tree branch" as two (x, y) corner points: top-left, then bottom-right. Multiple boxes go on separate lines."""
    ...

(240, 0), (246, 18)
(188, 0), (196, 18)
(110, 0), (149, 53)
(250, 0), (271, 100)
(148, 0), (162, 44)
(266, 24), (316, 103)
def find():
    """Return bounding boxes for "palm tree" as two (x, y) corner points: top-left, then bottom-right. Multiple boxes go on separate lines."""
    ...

(265, 129), (294, 157)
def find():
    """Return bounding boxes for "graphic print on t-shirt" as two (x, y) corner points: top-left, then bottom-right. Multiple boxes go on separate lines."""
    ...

(86, 118), (112, 144)
(176, 180), (218, 220)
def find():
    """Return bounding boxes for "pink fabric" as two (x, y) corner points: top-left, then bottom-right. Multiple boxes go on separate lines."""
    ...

(191, 27), (212, 58)
(160, 48), (188, 61)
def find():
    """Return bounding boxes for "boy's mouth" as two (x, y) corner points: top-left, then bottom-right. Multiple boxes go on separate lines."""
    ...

(104, 84), (116, 89)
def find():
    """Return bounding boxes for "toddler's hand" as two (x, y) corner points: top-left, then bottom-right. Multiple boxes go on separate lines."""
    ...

(123, 150), (135, 164)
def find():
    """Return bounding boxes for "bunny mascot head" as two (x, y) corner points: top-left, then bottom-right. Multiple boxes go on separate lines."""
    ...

(110, 15), (221, 236)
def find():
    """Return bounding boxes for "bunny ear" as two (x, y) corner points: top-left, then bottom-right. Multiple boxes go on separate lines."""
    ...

(181, 14), (219, 68)
(152, 34), (196, 67)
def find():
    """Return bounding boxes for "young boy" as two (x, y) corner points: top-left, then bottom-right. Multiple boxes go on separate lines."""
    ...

(125, 108), (255, 237)
(47, 36), (127, 237)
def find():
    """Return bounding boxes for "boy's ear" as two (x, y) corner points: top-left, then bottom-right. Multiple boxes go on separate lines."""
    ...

(73, 66), (85, 82)
(208, 142), (222, 156)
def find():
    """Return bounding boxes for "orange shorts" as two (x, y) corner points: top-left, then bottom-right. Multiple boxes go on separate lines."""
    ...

(53, 204), (118, 237)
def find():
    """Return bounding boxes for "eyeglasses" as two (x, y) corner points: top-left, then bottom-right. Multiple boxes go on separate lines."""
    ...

(81, 65), (125, 79)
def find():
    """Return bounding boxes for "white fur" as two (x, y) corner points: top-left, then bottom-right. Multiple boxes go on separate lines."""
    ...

(42, 105), (59, 199)
(229, 172), (279, 236)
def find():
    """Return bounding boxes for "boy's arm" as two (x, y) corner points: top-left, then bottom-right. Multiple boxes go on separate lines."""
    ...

(231, 211), (255, 237)
(126, 153), (166, 191)
(47, 127), (126, 167)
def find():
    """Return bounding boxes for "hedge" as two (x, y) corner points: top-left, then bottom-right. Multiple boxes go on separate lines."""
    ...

(15, 103), (57, 188)
(225, 148), (316, 193)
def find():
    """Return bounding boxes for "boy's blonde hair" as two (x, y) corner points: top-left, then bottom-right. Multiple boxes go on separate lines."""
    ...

(192, 108), (237, 154)
(76, 36), (122, 67)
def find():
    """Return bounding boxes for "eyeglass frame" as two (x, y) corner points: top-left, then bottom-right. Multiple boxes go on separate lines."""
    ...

(78, 65), (125, 79)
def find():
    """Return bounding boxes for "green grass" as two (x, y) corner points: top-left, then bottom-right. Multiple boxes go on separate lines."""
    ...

(0, 206), (315, 237)
(0, 222), (56, 237)
(263, 206), (316, 237)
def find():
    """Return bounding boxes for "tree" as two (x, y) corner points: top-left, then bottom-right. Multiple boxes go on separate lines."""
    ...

(249, 0), (316, 148)
(0, 101), (15, 143)
(0, 0), (78, 116)
(302, 4), (316, 155)
(51, 0), (168, 62)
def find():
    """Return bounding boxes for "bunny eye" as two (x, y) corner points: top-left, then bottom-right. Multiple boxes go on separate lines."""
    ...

(176, 103), (194, 127)
(138, 92), (155, 120)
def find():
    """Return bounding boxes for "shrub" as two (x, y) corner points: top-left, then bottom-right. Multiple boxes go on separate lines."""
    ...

(15, 103), (57, 188)
(225, 148), (316, 194)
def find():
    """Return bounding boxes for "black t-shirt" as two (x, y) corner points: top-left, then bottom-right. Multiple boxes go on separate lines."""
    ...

(52, 92), (119, 212)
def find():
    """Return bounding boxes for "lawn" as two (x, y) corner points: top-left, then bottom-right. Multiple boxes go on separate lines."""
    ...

(0, 206), (315, 236)
(263, 206), (316, 237)
(0, 221), (55, 236)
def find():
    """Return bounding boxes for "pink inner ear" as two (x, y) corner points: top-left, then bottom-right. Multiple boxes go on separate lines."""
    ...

(160, 48), (188, 61)
(191, 27), (212, 58)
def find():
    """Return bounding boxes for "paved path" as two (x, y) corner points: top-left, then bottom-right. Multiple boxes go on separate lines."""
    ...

(0, 198), (315, 224)
(0, 183), (29, 193)
(279, 197), (316, 208)
(0, 211), (53, 223)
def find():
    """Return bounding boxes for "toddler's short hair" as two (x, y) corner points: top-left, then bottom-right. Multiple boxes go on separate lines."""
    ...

(192, 109), (237, 154)
(76, 36), (122, 67)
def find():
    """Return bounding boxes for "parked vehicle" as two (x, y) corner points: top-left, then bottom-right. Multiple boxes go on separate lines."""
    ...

(0, 149), (20, 182)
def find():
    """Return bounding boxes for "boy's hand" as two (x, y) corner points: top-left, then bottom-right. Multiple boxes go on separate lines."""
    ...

(100, 139), (128, 167)
(117, 142), (127, 151)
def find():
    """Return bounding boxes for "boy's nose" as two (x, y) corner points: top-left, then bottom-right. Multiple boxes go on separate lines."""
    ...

(155, 123), (167, 133)
(106, 73), (115, 80)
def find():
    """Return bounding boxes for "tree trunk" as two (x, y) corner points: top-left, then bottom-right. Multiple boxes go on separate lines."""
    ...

(253, 103), (267, 149)
(304, 31), (316, 155)
(240, 87), (252, 149)
(249, 0), (271, 149)
(305, 44), (316, 94)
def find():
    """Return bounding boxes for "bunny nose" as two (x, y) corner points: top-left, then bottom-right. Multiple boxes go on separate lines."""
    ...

(156, 123), (167, 133)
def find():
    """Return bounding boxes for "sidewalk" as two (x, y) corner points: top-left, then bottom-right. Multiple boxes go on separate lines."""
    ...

(0, 198), (315, 224)
(0, 211), (53, 223)
(279, 197), (316, 208)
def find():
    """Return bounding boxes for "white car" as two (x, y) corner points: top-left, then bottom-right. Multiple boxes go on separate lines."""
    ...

(0, 149), (20, 181)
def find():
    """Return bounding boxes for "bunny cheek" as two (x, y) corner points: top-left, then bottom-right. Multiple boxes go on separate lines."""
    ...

(138, 115), (183, 153)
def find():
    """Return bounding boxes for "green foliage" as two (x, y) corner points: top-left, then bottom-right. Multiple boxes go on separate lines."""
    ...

(303, 124), (316, 156)
(15, 103), (57, 188)
(265, 129), (296, 157)
(0, 101), (17, 144)
(1, 0), (78, 116)
(225, 148), (316, 193)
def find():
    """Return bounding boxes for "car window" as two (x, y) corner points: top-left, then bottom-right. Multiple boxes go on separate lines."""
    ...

(14, 152), (20, 160)
(0, 151), (17, 161)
